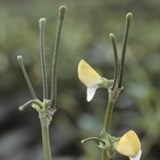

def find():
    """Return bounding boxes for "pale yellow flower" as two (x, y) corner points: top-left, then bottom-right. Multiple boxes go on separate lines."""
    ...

(115, 130), (142, 160)
(78, 59), (101, 101)
(78, 59), (101, 87)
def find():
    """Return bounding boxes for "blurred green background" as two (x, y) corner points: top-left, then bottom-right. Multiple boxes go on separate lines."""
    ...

(0, 0), (160, 160)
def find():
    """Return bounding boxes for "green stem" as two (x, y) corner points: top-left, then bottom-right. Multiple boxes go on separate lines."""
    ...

(101, 97), (115, 160)
(103, 98), (115, 131)
(101, 150), (107, 160)
(39, 113), (52, 160)
(100, 13), (132, 160)
(101, 85), (120, 160)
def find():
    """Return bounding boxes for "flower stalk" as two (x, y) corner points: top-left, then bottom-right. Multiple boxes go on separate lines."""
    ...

(39, 110), (52, 160)
(100, 13), (132, 160)
(78, 14), (134, 157)
(17, 6), (66, 160)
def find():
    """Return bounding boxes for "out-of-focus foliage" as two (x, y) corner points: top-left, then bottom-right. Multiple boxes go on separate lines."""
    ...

(0, 0), (160, 160)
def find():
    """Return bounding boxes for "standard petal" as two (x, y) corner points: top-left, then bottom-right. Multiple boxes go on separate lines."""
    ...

(78, 60), (101, 87)
(116, 130), (141, 157)
(129, 150), (142, 160)
(87, 87), (98, 102)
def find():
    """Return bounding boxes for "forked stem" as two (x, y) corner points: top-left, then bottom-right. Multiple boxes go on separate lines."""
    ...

(17, 6), (67, 160)
(101, 13), (132, 160)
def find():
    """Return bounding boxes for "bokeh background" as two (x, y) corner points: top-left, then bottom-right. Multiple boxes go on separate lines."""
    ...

(0, 0), (160, 160)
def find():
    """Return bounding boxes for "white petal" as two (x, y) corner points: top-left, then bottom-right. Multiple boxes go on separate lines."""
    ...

(129, 150), (142, 160)
(87, 87), (98, 102)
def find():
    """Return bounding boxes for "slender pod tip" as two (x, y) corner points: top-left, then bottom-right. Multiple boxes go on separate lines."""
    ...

(126, 13), (133, 21)
(39, 18), (46, 23)
(19, 106), (24, 111)
(81, 140), (85, 144)
(109, 33), (115, 39)
(39, 18), (46, 28)
(59, 6), (67, 19)
(17, 55), (22, 61)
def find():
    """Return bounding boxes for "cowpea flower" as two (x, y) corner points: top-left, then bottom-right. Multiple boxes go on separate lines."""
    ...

(115, 130), (142, 160)
(78, 59), (102, 101)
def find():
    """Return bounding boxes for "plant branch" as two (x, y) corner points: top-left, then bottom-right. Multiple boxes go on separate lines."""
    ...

(118, 13), (132, 88)
(39, 18), (48, 99)
(50, 6), (66, 108)
(17, 55), (37, 99)
(109, 33), (118, 90)
(39, 112), (52, 160)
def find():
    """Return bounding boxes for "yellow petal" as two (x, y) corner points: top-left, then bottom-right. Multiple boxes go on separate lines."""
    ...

(116, 130), (141, 157)
(78, 59), (101, 87)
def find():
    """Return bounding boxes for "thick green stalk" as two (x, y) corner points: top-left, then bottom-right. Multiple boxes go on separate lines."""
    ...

(101, 94), (115, 160)
(103, 96), (115, 131)
(101, 150), (107, 160)
(39, 113), (52, 160)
